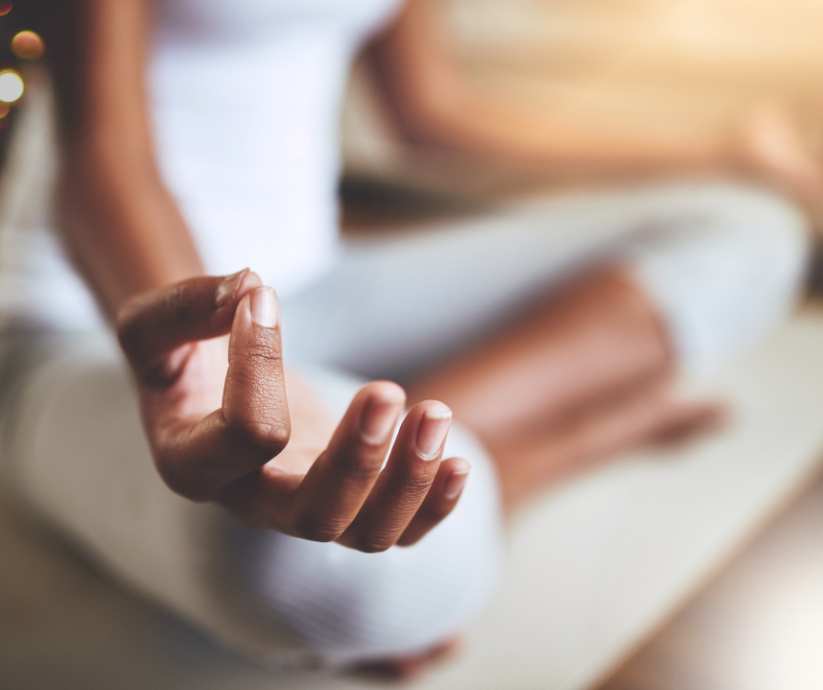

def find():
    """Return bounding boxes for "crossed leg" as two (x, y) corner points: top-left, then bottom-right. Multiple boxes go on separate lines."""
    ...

(407, 266), (724, 507)
(0, 181), (809, 677)
(286, 180), (809, 508)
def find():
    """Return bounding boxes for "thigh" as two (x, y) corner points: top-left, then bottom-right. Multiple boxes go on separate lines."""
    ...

(281, 179), (804, 380)
(2, 332), (503, 667)
(2, 332), (312, 662)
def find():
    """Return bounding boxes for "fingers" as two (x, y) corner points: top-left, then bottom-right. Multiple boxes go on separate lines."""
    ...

(288, 381), (406, 541)
(338, 401), (453, 552)
(397, 457), (470, 546)
(155, 287), (290, 501)
(117, 269), (260, 384)
(221, 286), (290, 451)
(218, 390), (469, 548)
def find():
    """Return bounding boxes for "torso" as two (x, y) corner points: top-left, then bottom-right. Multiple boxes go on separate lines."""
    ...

(0, 0), (402, 329)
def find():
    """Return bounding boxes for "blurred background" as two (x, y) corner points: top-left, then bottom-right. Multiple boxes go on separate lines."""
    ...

(341, 0), (823, 204)
(2, 2), (823, 690)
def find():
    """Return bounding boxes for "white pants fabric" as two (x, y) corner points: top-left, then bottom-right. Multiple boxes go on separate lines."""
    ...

(281, 180), (809, 379)
(0, 180), (810, 669)
(2, 347), (502, 668)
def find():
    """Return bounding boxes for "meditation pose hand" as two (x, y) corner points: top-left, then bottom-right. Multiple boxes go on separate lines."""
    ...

(116, 268), (471, 552)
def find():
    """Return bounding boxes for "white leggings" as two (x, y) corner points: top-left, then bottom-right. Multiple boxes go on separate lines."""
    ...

(0, 180), (809, 669)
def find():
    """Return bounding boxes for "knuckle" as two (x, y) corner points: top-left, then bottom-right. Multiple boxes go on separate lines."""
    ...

(294, 513), (349, 543)
(115, 301), (143, 357)
(358, 540), (393, 554)
(338, 453), (383, 483)
(225, 416), (290, 456)
(423, 501), (454, 524)
(245, 329), (283, 365)
(155, 457), (210, 502)
(247, 346), (283, 366)
(397, 472), (435, 498)
(432, 499), (456, 519)
(163, 283), (194, 326)
(356, 528), (397, 553)
(396, 533), (422, 548)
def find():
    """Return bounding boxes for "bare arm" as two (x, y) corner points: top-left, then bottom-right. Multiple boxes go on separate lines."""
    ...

(28, 0), (202, 319)
(23, 2), (470, 557)
(365, 0), (742, 175)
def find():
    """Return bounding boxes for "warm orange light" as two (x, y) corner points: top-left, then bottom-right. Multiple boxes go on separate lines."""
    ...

(0, 3), (12, 17)
(0, 69), (24, 103)
(11, 30), (45, 60)
(0, 103), (10, 119)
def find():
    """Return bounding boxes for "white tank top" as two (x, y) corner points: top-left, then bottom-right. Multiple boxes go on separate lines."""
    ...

(0, 0), (402, 329)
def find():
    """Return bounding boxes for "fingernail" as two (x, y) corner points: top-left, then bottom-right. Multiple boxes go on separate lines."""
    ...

(444, 463), (470, 500)
(415, 402), (452, 460)
(360, 395), (403, 445)
(215, 268), (250, 308)
(250, 286), (278, 328)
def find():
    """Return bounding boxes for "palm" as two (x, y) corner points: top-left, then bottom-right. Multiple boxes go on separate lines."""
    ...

(119, 271), (470, 552)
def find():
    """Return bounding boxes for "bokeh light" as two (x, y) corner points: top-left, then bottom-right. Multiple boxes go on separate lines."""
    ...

(0, 3), (12, 18)
(0, 69), (24, 104)
(11, 30), (45, 60)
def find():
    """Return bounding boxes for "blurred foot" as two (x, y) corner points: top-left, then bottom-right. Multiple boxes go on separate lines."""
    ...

(349, 638), (461, 682)
(490, 384), (728, 509)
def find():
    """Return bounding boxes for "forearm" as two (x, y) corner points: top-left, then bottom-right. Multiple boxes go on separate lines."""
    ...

(59, 146), (203, 321)
(400, 93), (732, 176)
(28, 0), (203, 320)
(368, 0), (735, 177)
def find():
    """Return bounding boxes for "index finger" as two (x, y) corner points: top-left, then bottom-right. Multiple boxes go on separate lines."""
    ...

(156, 287), (291, 501)
(117, 269), (260, 382)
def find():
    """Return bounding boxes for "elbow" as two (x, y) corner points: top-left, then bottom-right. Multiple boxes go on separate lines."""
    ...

(375, 74), (467, 153)
(391, 99), (464, 153)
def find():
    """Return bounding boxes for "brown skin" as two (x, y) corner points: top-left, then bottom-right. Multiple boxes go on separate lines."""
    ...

(28, 0), (468, 554)
(30, 0), (203, 315)
(366, 1), (724, 174)
(117, 269), (470, 550)
(23, 0), (799, 680)
(362, 0), (819, 520)
(404, 267), (713, 508)
(407, 268), (674, 444)
(486, 376), (727, 509)
(366, 0), (823, 204)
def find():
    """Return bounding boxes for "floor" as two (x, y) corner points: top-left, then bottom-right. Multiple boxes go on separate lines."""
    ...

(4, 460), (821, 690)
(599, 467), (823, 690)
(3, 311), (823, 690)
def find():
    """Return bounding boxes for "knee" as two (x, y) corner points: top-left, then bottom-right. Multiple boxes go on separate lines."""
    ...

(724, 185), (810, 289)
(243, 427), (503, 667)
(629, 185), (811, 372)
(706, 186), (810, 336)
(668, 181), (810, 285)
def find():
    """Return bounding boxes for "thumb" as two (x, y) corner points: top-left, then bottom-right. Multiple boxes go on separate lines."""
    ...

(117, 269), (261, 384)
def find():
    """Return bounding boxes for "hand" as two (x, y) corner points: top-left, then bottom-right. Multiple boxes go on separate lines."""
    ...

(116, 270), (471, 552)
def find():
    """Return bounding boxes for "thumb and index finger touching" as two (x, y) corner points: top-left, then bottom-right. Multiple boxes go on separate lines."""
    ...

(116, 269), (291, 500)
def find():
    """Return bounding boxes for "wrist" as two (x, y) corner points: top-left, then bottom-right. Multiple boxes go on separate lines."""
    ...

(57, 155), (205, 318)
